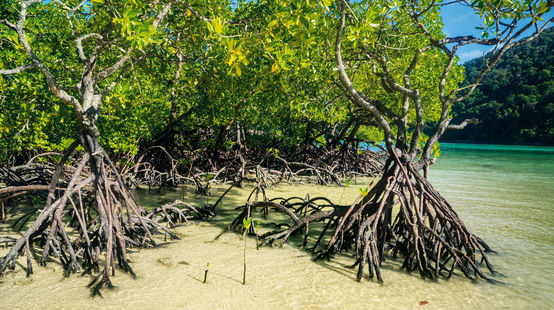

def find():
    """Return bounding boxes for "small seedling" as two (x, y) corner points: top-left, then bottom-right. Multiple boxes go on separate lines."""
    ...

(203, 262), (210, 283)
(242, 217), (252, 285)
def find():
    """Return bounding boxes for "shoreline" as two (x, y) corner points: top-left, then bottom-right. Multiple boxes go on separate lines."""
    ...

(439, 139), (554, 147)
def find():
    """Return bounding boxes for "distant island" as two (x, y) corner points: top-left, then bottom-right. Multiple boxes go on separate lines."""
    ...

(442, 27), (554, 145)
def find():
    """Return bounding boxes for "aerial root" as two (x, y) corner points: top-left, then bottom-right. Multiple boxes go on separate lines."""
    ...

(120, 144), (384, 191)
(0, 149), (205, 295)
(230, 160), (496, 283)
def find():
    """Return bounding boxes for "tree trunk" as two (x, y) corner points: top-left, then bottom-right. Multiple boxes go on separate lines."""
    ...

(0, 113), (190, 296)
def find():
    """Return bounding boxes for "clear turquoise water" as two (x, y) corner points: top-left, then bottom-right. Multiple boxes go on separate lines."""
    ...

(429, 143), (554, 307)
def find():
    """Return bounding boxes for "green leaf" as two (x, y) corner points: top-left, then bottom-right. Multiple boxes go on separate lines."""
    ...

(123, 7), (140, 19)
(212, 19), (223, 34)
(243, 217), (253, 229)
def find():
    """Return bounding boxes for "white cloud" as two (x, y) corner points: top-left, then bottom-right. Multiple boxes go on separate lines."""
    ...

(459, 50), (484, 62)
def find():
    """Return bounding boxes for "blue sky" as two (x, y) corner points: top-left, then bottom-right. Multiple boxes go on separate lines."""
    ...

(440, 4), (554, 63)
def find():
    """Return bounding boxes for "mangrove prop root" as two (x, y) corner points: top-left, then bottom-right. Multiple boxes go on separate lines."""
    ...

(122, 141), (384, 191)
(0, 149), (203, 295)
(231, 161), (496, 282)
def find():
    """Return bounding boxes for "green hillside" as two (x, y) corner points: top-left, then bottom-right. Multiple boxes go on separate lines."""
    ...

(442, 27), (554, 145)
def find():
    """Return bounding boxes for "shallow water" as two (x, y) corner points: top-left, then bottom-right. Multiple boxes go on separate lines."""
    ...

(1, 143), (553, 309)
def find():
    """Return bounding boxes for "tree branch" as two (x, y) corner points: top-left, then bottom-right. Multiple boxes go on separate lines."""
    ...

(12, 0), (81, 111)
(334, 2), (394, 148)
(95, 49), (132, 82)
(446, 118), (478, 131)
(75, 33), (104, 62)
(416, 6), (553, 166)
(452, 16), (553, 103)
(0, 64), (35, 75)
(0, 19), (17, 31)
(54, 0), (87, 13)
(374, 55), (416, 97)
(172, 0), (211, 22)
(154, 2), (173, 28)
(95, 2), (173, 82)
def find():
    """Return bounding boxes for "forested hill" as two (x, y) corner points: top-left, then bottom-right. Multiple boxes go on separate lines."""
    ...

(442, 27), (554, 145)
